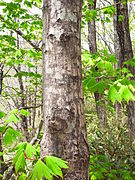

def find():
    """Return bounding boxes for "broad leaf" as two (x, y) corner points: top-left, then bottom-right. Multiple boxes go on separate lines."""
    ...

(15, 152), (26, 173)
(45, 156), (68, 178)
(0, 111), (6, 119)
(25, 143), (37, 158)
(31, 159), (54, 180)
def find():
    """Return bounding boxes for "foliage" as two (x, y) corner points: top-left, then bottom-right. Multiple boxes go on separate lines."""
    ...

(82, 50), (135, 105)
(0, 111), (68, 179)
(86, 113), (135, 180)
(0, 0), (135, 179)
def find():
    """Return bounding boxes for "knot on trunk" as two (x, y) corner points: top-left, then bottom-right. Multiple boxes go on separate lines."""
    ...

(48, 108), (74, 132)
(60, 33), (72, 42)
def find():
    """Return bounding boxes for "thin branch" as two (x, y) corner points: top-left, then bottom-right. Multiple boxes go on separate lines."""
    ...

(96, 31), (113, 54)
(19, 104), (43, 110)
(4, 167), (15, 180)
(0, 15), (41, 51)
(30, 120), (44, 145)
(3, 67), (12, 78)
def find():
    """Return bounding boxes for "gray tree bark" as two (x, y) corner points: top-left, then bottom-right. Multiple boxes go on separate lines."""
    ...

(114, 0), (135, 136)
(88, 0), (107, 126)
(41, 0), (90, 179)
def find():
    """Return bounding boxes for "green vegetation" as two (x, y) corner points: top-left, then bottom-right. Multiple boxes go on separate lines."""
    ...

(0, 0), (135, 179)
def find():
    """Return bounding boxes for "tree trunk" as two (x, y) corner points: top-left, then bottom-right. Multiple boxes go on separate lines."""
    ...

(41, 0), (90, 179)
(0, 65), (4, 95)
(114, 0), (135, 136)
(88, 0), (107, 126)
(16, 34), (30, 142)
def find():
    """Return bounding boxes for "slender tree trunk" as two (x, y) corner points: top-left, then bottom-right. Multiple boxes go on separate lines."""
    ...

(88, 0), (107, 126)
(88, 0), (97, 53)
(0, 135), (4, 180)
(32, 66), (38, 130)
(114, 0), (135, 136)
(16, 34), (30, 142)
(0, 65), (4, 95)
(41, 0), (90, 179)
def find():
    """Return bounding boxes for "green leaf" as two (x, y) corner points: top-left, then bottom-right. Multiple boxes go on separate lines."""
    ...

(108, 86), (121, 104)
(0, 1), (6, 6)
(23, 60), (35, 68)
(13, 147), (25, 165)
(15, 152), (26, 173)
(0, 126), (6, 133)
(6, 113), (20, 123)
(118, 15), (124, 22)
(3, 131), (13, 146)
(91, 174), (97, 180)
(83, 77), (97, 92)
(0, 111), (6, 119)
(45, 156), (68, 178)
(14, 0), (23, 2)
(106, 17), (111, 23)
(13, 142), (27, 152)
(0, 152), (3, 157)
(20, 109), (30, 117)
(3, 127), (22, 146)
(119, 85), (135, 103)
(10, 109), (19, 114)
(31, 159), (54, 180)
(25, 143), (37, 158)
(18, 173), (27, 180)
(104, 61), (113, 72)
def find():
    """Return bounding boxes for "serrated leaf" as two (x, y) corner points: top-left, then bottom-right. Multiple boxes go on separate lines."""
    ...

(108, 86), (121, 104)
(25, 143), (37, 158)
(15, 152), (26, 173)
(31, 159), (54, 180)
(3, 131), (13, 146)
(13, 142), (26, 151)
(6, 113), (20, 123)
(10, 109), (19, 114)
(119, 86), (135, 102)
(3, 127), (22, 146)
(45, 156), (68, 178)
(13, 148), (24, 165)
(20, 109), (30, 117)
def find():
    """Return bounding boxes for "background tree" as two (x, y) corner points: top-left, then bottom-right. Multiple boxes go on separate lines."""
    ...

(88, 0), (107, 126)
(114, 0), (135, 136)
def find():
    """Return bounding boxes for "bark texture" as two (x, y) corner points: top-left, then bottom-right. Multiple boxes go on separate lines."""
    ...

(41, 0), (90, 179)
(114, 0), (133, 68)
(88, 0), (107, 125)
(114, 0), (135, 136)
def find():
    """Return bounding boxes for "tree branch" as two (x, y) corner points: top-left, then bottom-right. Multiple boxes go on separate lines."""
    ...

(19, 104), (43, 110)
(0, 15), (41, 51)
(4, 167), (15, 180)
(30, 120), (43, 145)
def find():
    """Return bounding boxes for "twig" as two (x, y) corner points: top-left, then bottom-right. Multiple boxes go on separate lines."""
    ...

(0, 15), (41, 52)
(30, 120), (44, 145)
